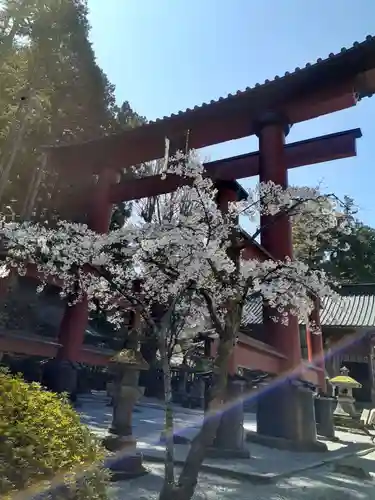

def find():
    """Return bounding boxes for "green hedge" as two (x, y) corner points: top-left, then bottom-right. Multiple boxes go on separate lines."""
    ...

(0, 370), (109, 499)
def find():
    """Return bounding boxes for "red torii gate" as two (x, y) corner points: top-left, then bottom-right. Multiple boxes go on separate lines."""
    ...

(46, 34), (375, 388)
(3, 36), (375, 390)
(41, 127), (362, 386)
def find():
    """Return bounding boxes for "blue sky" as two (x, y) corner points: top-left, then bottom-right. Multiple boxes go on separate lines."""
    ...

(87, 0), (375, 226)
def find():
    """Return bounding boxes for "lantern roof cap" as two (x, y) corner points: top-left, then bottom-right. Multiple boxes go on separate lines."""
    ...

(329, 367), (362, 388)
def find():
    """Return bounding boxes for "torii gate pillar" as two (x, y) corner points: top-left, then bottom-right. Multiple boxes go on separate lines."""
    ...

(46, 170), (115, 400)
(254, 114), (323, 450)
(256, 114), (325, 385)
(256, 114), (302, 370)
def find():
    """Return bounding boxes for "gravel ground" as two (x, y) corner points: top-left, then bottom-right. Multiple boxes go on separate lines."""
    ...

(79, 396), (375, 499)
(108, 456), (375, 500)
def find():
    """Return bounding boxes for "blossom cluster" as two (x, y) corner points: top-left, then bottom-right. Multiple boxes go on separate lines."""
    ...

(0, 148), (343, 338)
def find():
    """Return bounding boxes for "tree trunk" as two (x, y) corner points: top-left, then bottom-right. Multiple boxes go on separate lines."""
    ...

(211, 379), (249, 458)
(0, 19), (19, 70)
(159, 327), (175, 486)
(158, 336), (233, 500)
(140, 334), (158, 396)
(22, 153), (46, 219)
(0, 100), (30, 204)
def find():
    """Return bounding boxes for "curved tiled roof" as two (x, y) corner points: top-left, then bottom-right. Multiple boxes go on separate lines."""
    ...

(48, 34), (375, 156)
(242, 284), (375, 328)
(150, 35), (375, 124)
(321, 293), (375, 327)
(45, 34), (375, 177)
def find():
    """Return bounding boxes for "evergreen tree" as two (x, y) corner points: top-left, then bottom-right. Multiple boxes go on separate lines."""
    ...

(0, 0), (148, 340)
(115, 100), (146, 131)
(0, 0), (144, 225)
(294, 195), (375, 283)
(322, 221), (375, 282)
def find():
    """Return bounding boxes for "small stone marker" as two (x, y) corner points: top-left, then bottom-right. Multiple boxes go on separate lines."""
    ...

(360, 408), (375, 426)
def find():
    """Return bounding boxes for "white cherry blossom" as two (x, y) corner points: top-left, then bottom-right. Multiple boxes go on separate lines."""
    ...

(0, 147), (347, 340)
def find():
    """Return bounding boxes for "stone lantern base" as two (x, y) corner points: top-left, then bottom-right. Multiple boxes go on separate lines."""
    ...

(104, 435), (147, 480)
(103, 349), (149, 481)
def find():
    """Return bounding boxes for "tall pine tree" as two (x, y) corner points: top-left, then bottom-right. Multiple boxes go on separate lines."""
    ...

(0, 0), (144, 224)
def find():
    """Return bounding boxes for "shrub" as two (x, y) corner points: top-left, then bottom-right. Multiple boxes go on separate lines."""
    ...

(0, 370), (109, 499)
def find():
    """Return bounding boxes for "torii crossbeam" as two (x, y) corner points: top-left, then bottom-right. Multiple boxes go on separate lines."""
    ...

(109, 128), (361, 203)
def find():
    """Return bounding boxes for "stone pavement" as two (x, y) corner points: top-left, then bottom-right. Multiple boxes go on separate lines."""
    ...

(108, 457), (375, 500)
(78, 394), (375, 483)
(138, 437), (374, 483)
(79, 391), (203, 415)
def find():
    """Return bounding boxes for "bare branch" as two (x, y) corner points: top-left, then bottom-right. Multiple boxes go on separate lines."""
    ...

(198, 287), (224, 336)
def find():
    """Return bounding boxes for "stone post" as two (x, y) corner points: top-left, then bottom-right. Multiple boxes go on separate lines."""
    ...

(208, 378), (250, 458)
(252, 378), (326, 451)
(314, 395), (336, 440)
(103, 349), (148, 480)
(189, 376), (205, 409)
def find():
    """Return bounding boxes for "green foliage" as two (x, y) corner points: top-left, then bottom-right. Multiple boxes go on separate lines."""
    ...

(0, 0), (143, 224)
(322, 221), (375, 282)
(0, 371), (109, 499)
(0, 0), (146, 334)
(294, 193), (375, 283)
(114, 100), (146, 131)
(293, 195), (354, 266)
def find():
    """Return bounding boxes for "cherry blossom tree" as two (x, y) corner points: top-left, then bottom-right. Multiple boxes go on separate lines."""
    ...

(0, 143), (348, 500)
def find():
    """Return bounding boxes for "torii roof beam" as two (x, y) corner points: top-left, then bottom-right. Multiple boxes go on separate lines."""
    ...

(109, 128), (361, 203)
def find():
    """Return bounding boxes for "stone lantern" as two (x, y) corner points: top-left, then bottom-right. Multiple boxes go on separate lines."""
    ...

(330, 366), (362, 422)
(209, 371), (250, 458)
(103, 348), (148, 479)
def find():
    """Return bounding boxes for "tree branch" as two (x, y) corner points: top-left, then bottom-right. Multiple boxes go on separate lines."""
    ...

(198, 287), (224, 336)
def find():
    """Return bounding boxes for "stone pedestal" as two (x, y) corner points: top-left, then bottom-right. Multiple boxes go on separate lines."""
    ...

(105, 435), (146, 481)
(103, 350), (148, 480)
(250, 379), (326, 452)
(333, 393), (357, 418)
(208, 379), (250, 459)
(314, 396), (336, 440)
